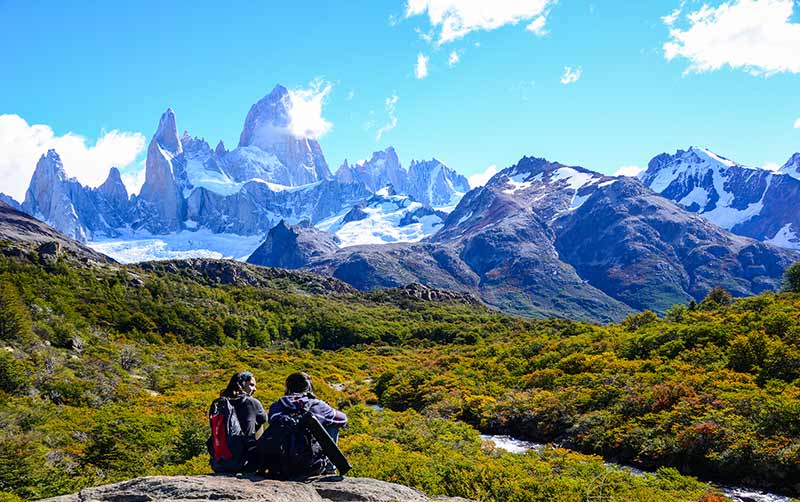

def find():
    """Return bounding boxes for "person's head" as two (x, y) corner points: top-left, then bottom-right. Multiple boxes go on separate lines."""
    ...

(221, 371), (256, 398)
(285, 372), (312, 395)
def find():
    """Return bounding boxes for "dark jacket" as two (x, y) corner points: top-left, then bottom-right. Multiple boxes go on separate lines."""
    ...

(231, 395), (267, 436)
(268, 393), (347, 428)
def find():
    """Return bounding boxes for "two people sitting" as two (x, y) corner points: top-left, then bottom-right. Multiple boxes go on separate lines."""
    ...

(208, 370), (348, 479)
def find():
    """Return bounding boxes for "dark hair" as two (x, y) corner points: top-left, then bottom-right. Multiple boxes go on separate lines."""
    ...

(221, 371), (254, 398)
(285, 372), (312, 394)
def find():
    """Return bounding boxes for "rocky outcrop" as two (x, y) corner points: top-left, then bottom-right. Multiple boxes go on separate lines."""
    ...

(247, 220), (340, 269)
(0, 200), (113, 263)
(138, 258), (357, 296)
(37, 475), (463, 502)
(238, 85), (331, 185)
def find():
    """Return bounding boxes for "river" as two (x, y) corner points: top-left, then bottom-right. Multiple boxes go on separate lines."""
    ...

(479, 435), (792, 502)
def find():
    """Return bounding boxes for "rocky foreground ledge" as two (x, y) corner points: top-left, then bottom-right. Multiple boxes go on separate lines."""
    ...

(39, 475), (472, 502)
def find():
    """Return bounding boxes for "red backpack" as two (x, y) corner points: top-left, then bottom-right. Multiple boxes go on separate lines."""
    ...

(207, 397), (247, 472)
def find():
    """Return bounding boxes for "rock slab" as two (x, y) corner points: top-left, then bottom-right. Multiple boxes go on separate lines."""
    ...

(37, 475), (464, 502)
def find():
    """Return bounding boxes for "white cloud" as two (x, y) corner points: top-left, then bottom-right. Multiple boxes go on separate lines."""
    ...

(286, 78), (333, 139)
(120, 160), (148, 196)
(613, 165), (644, 177)
(0, 114), (145, 201)
(560, 66), (583, 84)
(406, 0), (558, 45)
(663, 0), (800, 76)
(448, 51), (460, 66)
(762, 162), (781, 172)
(661, 6), (682, 26)
(346, 90), (355, 101)
(794, 118), (800, 128)
(526, 15), (548, 36)
(415, 53), (430, 79)
(376, 94), (399, 141)
(468, 164), (498, 188)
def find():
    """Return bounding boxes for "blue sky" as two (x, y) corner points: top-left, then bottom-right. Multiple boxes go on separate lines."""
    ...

(1, 0), (799, 200)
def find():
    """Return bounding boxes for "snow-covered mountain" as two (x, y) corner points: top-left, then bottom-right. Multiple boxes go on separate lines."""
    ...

(640, 147), (800, 249)
(406, 158), (469, 208)
(316, 187), (447, 247)
(13, 85), (472, 262)
(281, 155), (796, 321)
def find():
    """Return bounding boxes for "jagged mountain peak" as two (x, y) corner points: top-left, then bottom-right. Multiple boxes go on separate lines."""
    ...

(238, 85), (292, 148)
(236, 84), (330, 184)
(779, 152), (800, 179)
(215, 140), (227, 157)
(34, 149), (69, 182)
(154, 108), (182, 154)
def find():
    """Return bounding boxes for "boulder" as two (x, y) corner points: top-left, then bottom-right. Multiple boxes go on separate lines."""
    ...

(37, 475), (468, 502)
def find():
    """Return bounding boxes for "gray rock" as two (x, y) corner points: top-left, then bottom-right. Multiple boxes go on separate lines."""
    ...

(36, 475), (452, 502)
(335, 147), (406, 193)
(247, 220), (340, 269)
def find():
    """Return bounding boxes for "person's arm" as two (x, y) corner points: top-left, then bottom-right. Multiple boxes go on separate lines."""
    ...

(311, 399), (347, 427)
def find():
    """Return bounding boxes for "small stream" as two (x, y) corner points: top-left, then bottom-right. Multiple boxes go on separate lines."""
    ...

(479, 435), (792, 502)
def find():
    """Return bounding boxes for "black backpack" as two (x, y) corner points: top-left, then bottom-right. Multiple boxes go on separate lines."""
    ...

(207, 397), (248, 473)
(261, 402), (327, 480)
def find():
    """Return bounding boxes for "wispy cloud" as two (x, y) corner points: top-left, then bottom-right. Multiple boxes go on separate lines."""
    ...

(794, 118), (800, 129)
(286, 78), (333, 139)
(346, 90), (355, 101)
(560, 66), (583, 85)
(448, 51), (460, 66)
(0, 114), (145, 200)
(663, 0), (800, 76)
(415, 53), (430, 79)
(468, 164), (498, 188)
(661, 4), (683, 26)
(525, 15), (548, 36)
(613, 165), (644, 177)
(405, 0), (558, 45)
(376, 94), (399, 141)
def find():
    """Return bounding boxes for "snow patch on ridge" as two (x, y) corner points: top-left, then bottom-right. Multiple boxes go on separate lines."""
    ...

(765, 223), (800, 250)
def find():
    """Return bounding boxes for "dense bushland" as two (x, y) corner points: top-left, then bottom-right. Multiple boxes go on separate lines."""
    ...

(0, 250), (798, 500)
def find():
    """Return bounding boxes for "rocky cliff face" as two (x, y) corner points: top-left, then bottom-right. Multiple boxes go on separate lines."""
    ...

(238, 85), (331, 185)
(38, 475), (464, 502)
(640, 147), (800, 250)
(135, 108), (186, 233)
(21, 150), (129, 242)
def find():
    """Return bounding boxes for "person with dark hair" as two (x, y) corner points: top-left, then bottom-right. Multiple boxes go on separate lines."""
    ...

(260, 371), (348, 477)
(208, 370), (267, 473)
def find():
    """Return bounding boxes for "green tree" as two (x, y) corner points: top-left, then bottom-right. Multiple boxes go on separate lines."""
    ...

(0, 279), (32, 344)
(783, 261), (800, 293)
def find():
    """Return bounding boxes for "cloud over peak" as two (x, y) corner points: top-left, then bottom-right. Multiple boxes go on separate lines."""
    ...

(287, 79), (333, 139)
